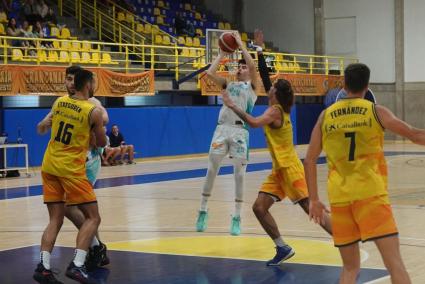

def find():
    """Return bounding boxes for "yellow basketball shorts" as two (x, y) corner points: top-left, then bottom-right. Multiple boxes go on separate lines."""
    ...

(331, 195), (398, 247)
(259, 160), (308, 203)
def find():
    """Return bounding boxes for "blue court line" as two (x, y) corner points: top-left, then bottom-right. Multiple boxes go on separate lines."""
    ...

(0, 151), (424, 201)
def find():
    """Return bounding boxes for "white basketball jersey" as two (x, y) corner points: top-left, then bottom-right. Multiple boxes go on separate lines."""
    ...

(218, 81), (257, 126)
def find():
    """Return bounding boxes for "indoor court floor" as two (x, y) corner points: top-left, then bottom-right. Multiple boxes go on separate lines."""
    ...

(1, 142), (425, 283)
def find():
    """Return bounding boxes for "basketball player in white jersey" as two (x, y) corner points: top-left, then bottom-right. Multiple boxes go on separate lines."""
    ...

(196, 32), (258, 235)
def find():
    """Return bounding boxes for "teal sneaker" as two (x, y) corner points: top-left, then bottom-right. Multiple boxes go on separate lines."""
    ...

(230, 215), (241, 236)
(196, 210), (208, 232)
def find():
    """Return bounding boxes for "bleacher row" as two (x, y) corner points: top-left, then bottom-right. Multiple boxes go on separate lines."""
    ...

(116, 0), (251, 48)
(11, 47), (118, 64)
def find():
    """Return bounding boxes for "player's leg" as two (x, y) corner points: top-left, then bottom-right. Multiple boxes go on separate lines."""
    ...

(252, 192), (280, 239)
(196, 152), (226, 231)
(228, 127), (249, 235)
(254, 171), (295, 265)
(63, 178), (100, 283)
(374, 236), (411, 284)
(196, 125), (228, 232)
(331, 202), (362, 283)
(253, 192), (295, 265)
(229, 158), (246, 235)
(338, 243), (361, 284)
(354, 195), (409, 283)
(84, 152), (110, 270)
(34, 172), (65, 284)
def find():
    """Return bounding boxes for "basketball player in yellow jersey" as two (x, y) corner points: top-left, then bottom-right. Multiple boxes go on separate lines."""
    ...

(305, 63), (425, 284)
(33, 70), (106, 284)
(37, 66), (110, 271)
(222, 76), (332, 266)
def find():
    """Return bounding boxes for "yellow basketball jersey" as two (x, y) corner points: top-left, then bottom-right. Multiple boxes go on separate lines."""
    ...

(42, 96), (95, 178)
(322, 98), (387, 204)
(264, 105), (299, 169)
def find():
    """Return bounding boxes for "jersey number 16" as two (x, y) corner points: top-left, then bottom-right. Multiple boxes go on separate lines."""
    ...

(55, 121), (74, 145)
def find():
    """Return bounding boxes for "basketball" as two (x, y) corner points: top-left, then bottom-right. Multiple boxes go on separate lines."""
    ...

(219, 32), (238, 53)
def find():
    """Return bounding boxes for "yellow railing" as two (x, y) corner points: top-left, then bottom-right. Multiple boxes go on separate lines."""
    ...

(0, 36), (205, 80)
(59, 0), (177, 47)
(260, 51), (358, 75)
(0, 36), (357, 81)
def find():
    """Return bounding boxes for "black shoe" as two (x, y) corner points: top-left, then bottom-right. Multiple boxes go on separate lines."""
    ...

(65, 262), (97, 284)
(86, 242), (110, 271)
(33, 263), (63, 284)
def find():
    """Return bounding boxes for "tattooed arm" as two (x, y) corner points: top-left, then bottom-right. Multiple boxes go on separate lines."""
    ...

(221, 90), (279, 128)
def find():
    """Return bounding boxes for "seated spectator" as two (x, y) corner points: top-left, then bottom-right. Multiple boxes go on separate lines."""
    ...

(6, 18), (25, 47)
(33, 21), (53, 47)
(174, 11), (195, 37)
(102, 127), (121, 166)
(108, 124), (135, 165)
(20, 20), (37, 55)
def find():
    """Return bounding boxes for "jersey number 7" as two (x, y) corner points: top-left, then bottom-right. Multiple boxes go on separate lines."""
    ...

(344, 132), (356, 161)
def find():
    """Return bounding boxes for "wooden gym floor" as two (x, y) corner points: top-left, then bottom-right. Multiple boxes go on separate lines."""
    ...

(0, 142), (424, 283)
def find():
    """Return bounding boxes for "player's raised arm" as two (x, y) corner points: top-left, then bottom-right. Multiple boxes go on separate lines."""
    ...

(254, 29), (272, 92)
(206, 49), (227, 89)
(376, 105), (425, 145)
(234, 32), (258, 89)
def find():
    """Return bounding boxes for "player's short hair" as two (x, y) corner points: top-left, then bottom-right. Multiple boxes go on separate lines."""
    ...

(344, 63), (370, 93)
(274, 79), (294, 114)
(65, 65), (83, 76)
(238, 59), (246, 66)
(74, 70), (94, 91)
(238, 54), (255, 66)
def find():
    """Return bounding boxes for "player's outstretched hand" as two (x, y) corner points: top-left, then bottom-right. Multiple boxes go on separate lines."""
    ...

(309, 199), (330, 226)
(254, 29), (264, 47)
(221, 89), (236, 108)
(232, 31), (244, 49)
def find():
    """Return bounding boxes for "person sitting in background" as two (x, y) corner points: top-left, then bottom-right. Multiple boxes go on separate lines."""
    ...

(6, 18), (26, 47)
(20, 20), (37, 55)
(108, 124), (135, 165)
(174, 11), (195, 37)
(101, 127), (121, 166)
(33, 21), (53, 48)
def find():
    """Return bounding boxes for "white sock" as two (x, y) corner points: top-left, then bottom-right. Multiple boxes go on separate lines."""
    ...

(234, 200), (242, 217)
(91, 236), (100, 248)
(273, 237), (285, 248)
(40, 251), (51, 270)
(73, 249), (87, 267)
(200, 194), (210, 212)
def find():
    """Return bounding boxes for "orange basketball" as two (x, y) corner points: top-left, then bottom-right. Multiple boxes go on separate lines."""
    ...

(219, 32), (238, 53)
